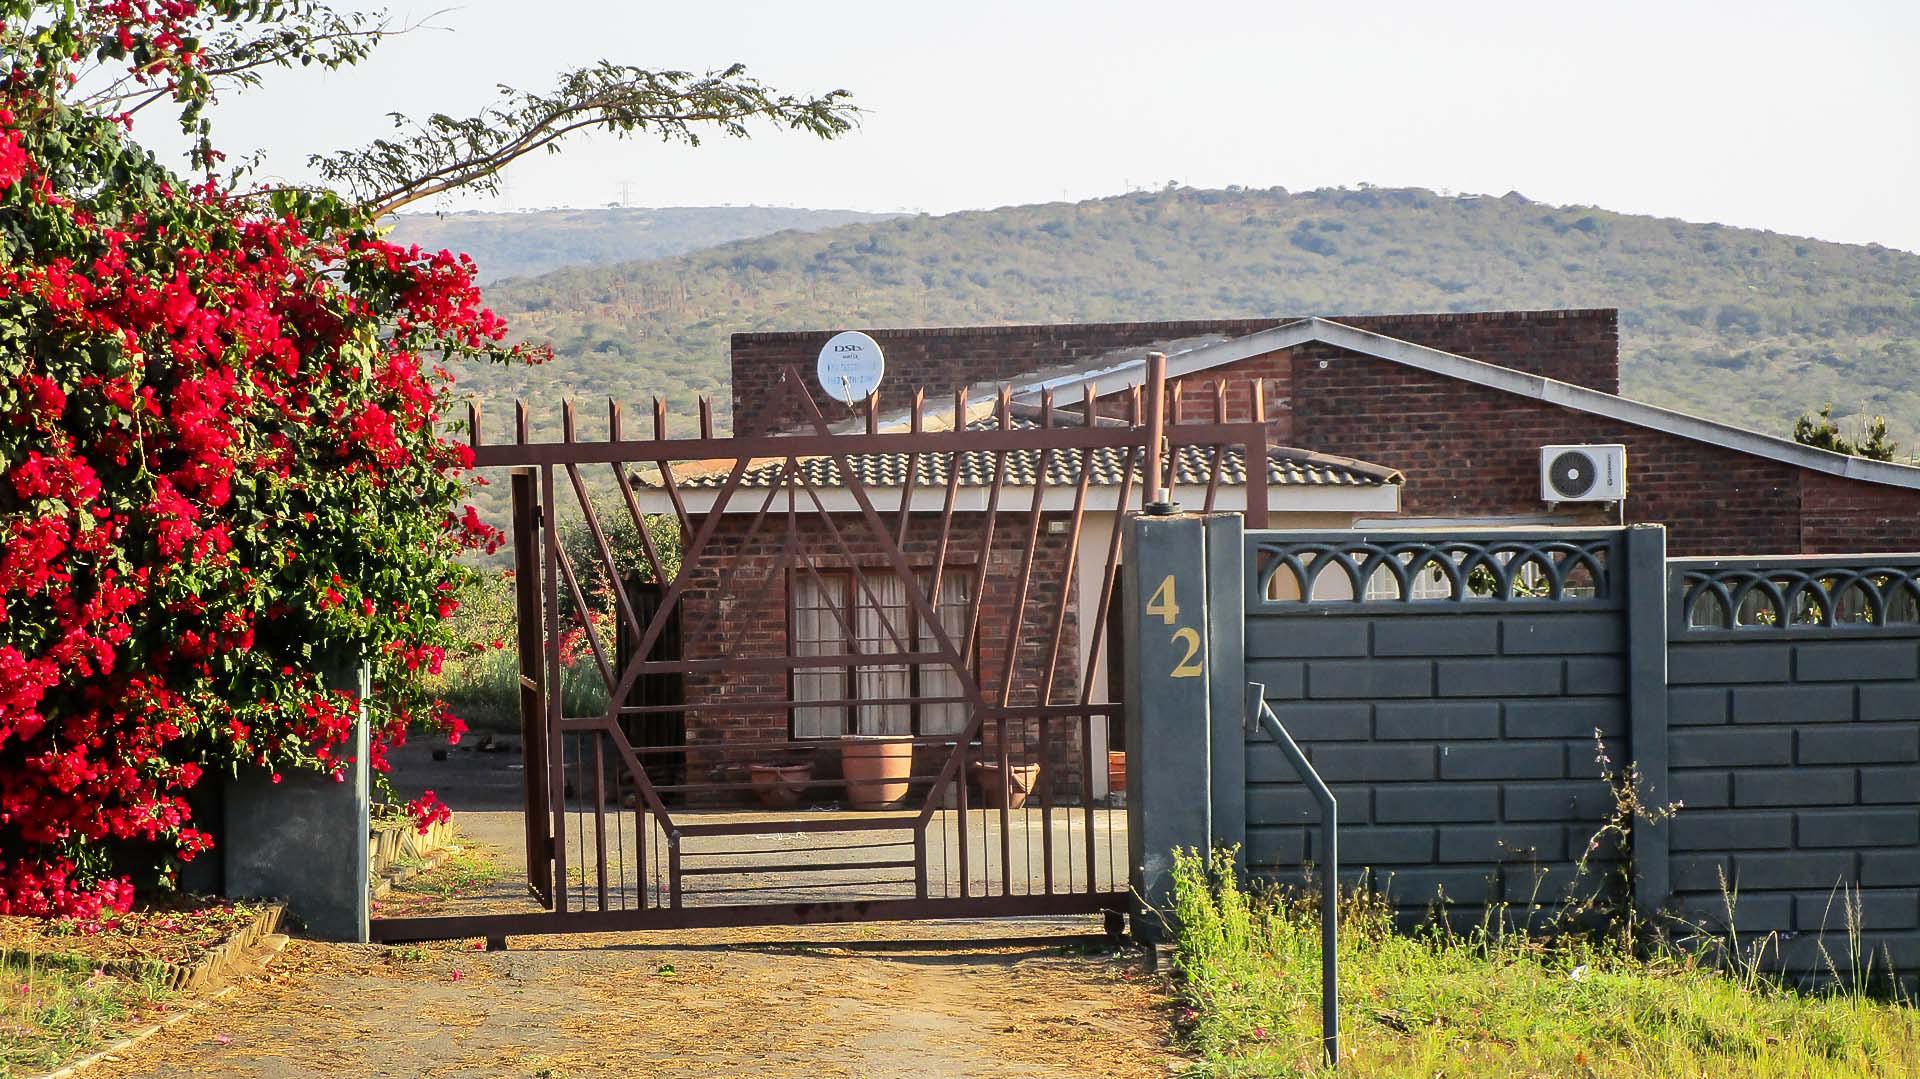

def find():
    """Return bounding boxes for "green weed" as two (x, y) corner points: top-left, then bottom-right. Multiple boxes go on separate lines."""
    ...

(389, 845), (504, 901)
(0, 952), (173, 1077)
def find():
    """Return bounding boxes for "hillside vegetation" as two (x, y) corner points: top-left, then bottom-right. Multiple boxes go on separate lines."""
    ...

(460, 187), (1920, 453)
(385, 205), (896, 284)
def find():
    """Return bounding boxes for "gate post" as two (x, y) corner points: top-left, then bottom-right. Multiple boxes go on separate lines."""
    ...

(1124, 511), (1244, 938)
(223, 659), (371, 942)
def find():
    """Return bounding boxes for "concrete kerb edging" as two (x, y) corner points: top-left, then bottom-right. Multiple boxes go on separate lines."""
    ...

(31, 930), (293, 1079)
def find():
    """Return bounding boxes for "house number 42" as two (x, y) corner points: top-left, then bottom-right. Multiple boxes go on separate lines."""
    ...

(1145, 574), (1205, 679)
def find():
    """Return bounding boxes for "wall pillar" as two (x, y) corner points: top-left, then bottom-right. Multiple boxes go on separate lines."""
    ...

(1124, 511), (1244, 937)
(1624, 524), (1671, 917)
(1205, 514), (1247, 864)
(223, 660), (371, 942)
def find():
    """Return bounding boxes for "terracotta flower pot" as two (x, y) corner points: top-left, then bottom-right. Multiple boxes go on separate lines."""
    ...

(840, 737), (914, 810)
(970, 762), (1041, 810)
(747, 763), (814, 809)
(1107, 751), (1127, 794)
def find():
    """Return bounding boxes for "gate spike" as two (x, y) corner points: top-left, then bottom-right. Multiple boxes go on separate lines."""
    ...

(1252, 377), (1267, 423)
(698, 396), (714, 440)
(1169, 378), (1184, 425)
(911, 387), (925, 433)
(1214, 379), (1228, 423)
(608, 398), (623, 442)
(653, 397), (668, 442)
(1129, 384), (1142, 425)
(866, 391), (879, 436)
(562, 399), (577, 442)
(1082, 383), (1097, 427)
(1040, 387), (1055, 429)
(467, 400), (482, 450)
(953, 387), (969, 433)
(515, 400), (530, 444)
(997, 384), (1012, 430)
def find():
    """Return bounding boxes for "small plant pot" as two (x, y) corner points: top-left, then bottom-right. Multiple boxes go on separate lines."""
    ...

(1107, 750), (1127, 794)
(747, 763), (814, 809)
(970, 762), (1041, 810)
(840, 736), (914, 810)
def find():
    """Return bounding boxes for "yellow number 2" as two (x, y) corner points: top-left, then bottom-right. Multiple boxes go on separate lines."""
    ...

(1146, 574), (1180, 625)
(1170, 627), (1204, 678)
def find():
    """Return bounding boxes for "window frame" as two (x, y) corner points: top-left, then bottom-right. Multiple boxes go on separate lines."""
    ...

(784, 564), (977, 740)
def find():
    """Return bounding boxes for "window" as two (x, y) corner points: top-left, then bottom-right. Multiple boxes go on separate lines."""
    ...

(790, 570), (972, 738)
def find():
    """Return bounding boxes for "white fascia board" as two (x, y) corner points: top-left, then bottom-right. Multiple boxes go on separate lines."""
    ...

(1012, 316), (1920, 492)
(631, 480), (1398, 516)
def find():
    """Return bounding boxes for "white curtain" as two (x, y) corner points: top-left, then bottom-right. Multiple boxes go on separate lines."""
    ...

(855, 573), (913, 736)
(792, 575), (848, 738)
(917, 573), (971, 736)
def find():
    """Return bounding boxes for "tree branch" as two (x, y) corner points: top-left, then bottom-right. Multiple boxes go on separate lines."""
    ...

(308, 63), (858, 219)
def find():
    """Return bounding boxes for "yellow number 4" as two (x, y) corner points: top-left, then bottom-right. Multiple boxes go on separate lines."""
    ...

(1146, 574), (1180, 625)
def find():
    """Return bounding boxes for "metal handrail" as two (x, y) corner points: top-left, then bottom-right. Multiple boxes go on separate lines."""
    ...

(1244, 682), (1339, 1068)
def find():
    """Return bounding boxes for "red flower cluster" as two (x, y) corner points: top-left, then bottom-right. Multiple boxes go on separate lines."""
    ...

(0, 24), (524, 914)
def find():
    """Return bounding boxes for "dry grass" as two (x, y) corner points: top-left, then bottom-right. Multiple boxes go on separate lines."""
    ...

(0, 900), (269, 970)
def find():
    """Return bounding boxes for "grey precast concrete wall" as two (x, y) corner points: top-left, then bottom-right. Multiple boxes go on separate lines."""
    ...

(1667, 557), (1920, 991)
(1239, 527), (1666, 928)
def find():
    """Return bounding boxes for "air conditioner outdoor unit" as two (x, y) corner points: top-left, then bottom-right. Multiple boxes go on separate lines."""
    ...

(1540, 444), (1626, 504)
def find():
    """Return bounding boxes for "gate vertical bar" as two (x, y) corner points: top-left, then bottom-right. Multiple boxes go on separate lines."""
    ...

(510, 468), (554, 907)
(592, 735), (609, 910)
(541, 463), (570, 913)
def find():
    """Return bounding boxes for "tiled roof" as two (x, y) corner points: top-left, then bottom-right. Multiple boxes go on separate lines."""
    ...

(648, 417), (1401, 490)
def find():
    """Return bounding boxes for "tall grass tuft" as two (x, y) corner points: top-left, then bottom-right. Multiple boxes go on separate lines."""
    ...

(1166, 850), (1920, 1078)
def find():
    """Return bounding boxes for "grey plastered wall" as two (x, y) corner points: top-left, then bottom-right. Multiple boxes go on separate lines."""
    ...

(1667, 557), (1920, 990)
(1123, 513), (1216, 930)
(223, 661), (371, 942)
(1241, 528), (1649, 927)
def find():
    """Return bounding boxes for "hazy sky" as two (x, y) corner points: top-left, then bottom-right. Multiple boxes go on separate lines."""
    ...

(146, 1), (1920, 251)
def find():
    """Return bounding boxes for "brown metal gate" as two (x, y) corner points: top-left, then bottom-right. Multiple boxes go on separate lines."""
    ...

(371, 357), (1271, 941)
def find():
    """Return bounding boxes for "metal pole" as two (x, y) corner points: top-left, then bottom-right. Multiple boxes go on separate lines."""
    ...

(1245, 682), (1339, 1068)
(1142, 351), (1169, 511)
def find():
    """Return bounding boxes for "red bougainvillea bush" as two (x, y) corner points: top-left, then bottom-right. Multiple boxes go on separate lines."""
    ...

(0, 4), (517, 916)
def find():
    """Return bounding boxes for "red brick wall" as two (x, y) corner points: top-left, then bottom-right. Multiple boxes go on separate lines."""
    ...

(1262, 343), (1920, 556)
(668, 510), (1090, 801)
(1798, 473), (1920, 554)
(732, 309), (1619, 436)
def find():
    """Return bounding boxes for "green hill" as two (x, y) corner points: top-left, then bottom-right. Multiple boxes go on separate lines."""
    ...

(385, 205), (898, 284)
(461, 186), (1920, 456)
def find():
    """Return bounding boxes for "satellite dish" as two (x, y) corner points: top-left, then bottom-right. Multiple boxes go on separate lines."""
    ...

(816, 331), (886, 404)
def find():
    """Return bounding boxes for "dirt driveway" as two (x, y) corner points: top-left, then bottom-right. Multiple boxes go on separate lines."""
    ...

(77, 740), (1178, 1079)
(83, 881), (1177, 1079)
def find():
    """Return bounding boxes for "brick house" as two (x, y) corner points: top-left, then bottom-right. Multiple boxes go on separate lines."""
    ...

(631, 308), (1920, 802)
(731, 309), (1920, 555)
